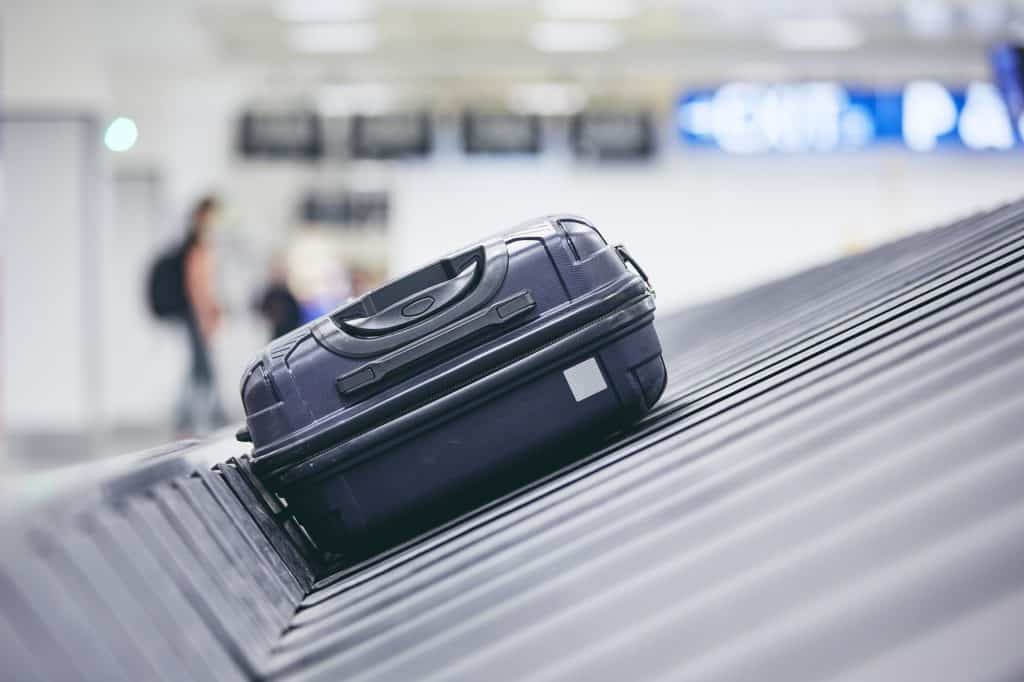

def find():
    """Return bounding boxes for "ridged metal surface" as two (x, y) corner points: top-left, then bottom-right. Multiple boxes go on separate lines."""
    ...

(277, 201), (1024, 682)
(2, 200), (1023, 681)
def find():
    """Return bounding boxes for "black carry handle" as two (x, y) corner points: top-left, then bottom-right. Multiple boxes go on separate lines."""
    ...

(314, 240), (511, 357)
(337, 245), (487, 337)
(614, 244), (654, 296)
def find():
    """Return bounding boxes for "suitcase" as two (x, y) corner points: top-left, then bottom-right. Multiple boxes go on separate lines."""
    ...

(238, 215), (666, 554)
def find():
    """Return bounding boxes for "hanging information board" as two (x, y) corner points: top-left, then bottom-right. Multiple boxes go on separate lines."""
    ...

(570, 112), (655, 160)
(238, 110), (322, 160)
(351, 112), (432, 159)
(462, 112), (542, 155)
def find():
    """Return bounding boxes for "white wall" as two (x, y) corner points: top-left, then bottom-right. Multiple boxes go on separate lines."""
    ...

(1, 118), (103, 433)
(99, 171), (183, 426)
(1, 1), (112, 440)
(1, 0), (111, 110)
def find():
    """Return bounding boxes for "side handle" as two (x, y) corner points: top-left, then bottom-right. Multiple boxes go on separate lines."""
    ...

(614, 244), (654, 296)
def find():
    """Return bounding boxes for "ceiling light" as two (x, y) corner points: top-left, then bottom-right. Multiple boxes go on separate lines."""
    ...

(288, 23), (377, 53)
(539, 0), (637, 21)
(318, 83), (398, 115)
(726, 61), (795, 81)
(770, 17), (865, 51)
(104, 117), (138, 152)
(903, 0), (954, 39)
(965, 2), (1010, 36)
(274, 0), (374, 22)
(529, 22), (623, 52)
(507, 83), (588, 116)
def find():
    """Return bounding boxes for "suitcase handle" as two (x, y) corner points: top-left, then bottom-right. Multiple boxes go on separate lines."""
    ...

(340, 259), (479, 336)
(314, 240), (510, 357)
(614, 244), (654, 296)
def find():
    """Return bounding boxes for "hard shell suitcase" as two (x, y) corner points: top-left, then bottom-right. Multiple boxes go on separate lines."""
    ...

(238, 215), (666, 554)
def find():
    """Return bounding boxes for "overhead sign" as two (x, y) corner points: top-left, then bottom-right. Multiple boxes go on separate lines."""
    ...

(300, 190), (389, 226)
(677, 81), (1017, 153)
(571, 112), (655, 160)
(238, 110), (322, 159)
(462, 112), (542, 155)
(351, 112), (432, 159)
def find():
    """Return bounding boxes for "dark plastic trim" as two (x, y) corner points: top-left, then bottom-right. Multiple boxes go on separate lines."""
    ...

(556, 217), (608, 248)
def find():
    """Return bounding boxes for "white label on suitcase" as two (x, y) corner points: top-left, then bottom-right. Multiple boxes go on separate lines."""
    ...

(564, 358), (608, 402)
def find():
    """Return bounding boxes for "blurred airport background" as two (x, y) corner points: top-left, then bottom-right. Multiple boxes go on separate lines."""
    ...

(3, 0), (1024, 472)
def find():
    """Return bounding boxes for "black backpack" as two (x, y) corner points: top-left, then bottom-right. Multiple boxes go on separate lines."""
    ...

(147, 246), (188, 319)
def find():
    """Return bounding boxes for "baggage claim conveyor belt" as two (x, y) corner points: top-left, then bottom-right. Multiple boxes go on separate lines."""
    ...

(3, 200), (1024, 682)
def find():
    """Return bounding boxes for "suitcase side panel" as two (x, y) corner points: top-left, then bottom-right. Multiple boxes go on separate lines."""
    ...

(283, 321), (665, 554)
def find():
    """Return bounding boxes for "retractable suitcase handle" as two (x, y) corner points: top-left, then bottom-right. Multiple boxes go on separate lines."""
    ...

(313, 240), (510, 357)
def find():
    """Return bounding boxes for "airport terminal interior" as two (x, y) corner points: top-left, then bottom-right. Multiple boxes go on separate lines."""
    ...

(3, 1), (1024, 680)
(5, 0), (1024, 470)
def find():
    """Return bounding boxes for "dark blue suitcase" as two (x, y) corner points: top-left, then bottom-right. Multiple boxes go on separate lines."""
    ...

(238, 215), (666, 554)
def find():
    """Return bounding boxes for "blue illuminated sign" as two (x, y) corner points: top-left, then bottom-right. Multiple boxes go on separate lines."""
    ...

(677, 81), (1018, 153)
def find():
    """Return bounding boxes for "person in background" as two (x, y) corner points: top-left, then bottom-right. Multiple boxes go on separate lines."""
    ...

(349, 266), (379, 298)
(256, 256), (302, 340)
(177, 195), (228, 434)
